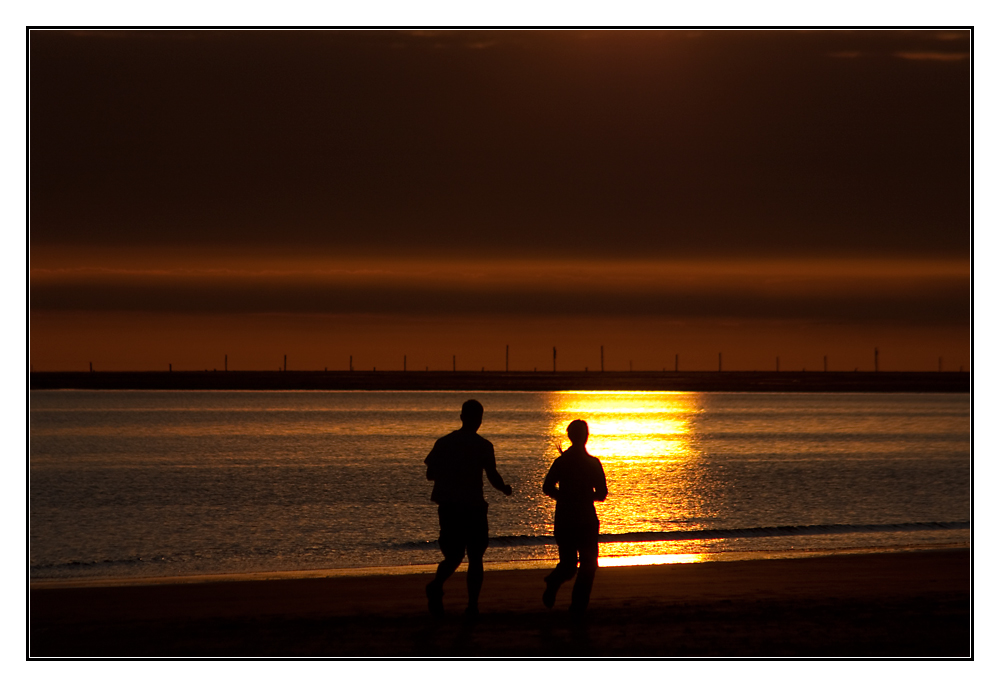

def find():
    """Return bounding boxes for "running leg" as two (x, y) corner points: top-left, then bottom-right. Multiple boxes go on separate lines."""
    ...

(569, 524), (599, 614)
(543, 537), (579, 608)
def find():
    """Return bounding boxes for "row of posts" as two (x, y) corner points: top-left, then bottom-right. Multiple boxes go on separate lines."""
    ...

(137, 347), (958, 373)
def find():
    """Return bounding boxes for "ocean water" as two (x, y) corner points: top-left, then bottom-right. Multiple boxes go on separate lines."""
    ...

(29, 390), (970, 581)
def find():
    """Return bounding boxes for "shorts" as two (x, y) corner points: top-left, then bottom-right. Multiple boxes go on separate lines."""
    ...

(438, 502), (489, 560)
(554, 510), (600, 565)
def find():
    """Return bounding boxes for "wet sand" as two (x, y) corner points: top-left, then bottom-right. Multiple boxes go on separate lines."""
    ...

(30, 548), (970, 657)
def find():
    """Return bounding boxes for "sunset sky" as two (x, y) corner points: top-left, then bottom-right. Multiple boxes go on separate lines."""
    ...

(29, 29), (970, 372)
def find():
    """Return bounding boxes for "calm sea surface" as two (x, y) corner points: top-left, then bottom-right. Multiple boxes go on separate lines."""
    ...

(29, 390), (970, 580)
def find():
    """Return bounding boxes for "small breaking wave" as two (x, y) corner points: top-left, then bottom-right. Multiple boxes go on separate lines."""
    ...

(396, 520), (970, 550)
(30, 555), (169, 573)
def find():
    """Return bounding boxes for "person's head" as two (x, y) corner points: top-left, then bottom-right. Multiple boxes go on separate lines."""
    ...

(567, 419), (589, 446)
(460, 399), (484, 431)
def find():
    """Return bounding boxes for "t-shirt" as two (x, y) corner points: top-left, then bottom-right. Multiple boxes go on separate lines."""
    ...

(543, 445), (608, 521)
(424, 429), (497, 506)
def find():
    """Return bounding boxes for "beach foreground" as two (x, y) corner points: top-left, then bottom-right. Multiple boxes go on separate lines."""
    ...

(30, 549), (970, 657)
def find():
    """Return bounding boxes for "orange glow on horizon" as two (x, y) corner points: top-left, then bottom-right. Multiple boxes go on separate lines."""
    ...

(29, 309), (971, 374)
(30, 249), (970, 281)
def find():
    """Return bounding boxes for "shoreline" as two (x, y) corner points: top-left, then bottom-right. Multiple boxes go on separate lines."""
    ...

(30, 547), (970, 657)
(30, 370), (970, 393)
(30, 541), (968, 590)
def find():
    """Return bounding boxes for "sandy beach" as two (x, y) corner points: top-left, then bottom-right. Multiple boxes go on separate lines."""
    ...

(29, 548), (970, 657)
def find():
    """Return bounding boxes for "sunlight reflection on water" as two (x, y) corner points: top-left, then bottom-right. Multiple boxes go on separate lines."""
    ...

(546, 391), (717, 560)
(599, 553), (708, 567)
(31, 390), (970, 580)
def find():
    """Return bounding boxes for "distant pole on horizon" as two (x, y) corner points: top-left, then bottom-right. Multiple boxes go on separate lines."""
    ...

(824, 355), (828, 373)
(283, 354), (287, 372)
(874, 348), (879, 373)
(169, 363), (172, 373)
(506, 344), (509, 373)
(600, 345), (604, 373)
(718, 353), (722, 372)
(89, 362), (93, 373)
(553, 347), (557, 373)
(675, 353), (679, 373)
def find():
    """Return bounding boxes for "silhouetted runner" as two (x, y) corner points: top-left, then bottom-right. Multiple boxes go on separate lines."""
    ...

(424, 399), (513, 618)
(542, 419), (608, 614)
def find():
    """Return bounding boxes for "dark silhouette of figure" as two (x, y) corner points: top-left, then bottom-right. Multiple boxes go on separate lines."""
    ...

(424, 399), (513, 618)
(542, 419), (608, 614)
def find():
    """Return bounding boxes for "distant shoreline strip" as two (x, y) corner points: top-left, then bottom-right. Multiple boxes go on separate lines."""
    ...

(29, 370), (970, 393)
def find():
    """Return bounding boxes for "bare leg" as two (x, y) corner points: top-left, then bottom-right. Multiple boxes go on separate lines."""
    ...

(569, 524), (600, 614)
(570, 558), (597, 613)
(543, 538), (579, 608)
(427, 546), (465, 617)
(433, 551), (464, 586)
(466, 554), (484, 613)
(464, 506), (489, 617)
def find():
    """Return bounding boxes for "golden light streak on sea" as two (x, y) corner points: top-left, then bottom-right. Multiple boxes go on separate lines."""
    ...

(545, 391), (715, 563)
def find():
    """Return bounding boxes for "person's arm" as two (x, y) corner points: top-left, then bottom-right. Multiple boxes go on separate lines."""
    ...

(542, 460), (559, 500)
(484, 444), (513, 495)
(593, 461), (608, 502)
(424, 441), (441, 481)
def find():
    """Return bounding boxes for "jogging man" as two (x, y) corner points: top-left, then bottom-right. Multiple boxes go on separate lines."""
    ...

(424, 399), (513, 618)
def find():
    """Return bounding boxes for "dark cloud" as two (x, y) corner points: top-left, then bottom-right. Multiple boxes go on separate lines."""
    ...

(893, 52), (970, 61)
(30, 262), (969, 325)
(29, 29), (970, 260)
